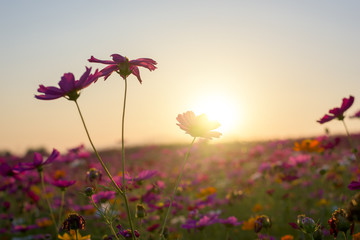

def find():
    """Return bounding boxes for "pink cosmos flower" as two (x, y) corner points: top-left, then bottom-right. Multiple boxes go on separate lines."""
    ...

(348, 177), (360, 190)
(92, 191), (116, 204)
(176, 111), (222, 139)
(35, 67), (101, 101)
(350, 110), (360, 118)
(317, 96), (355, 124)
(16, 149), (60, 172)
(88, 54), (157, 83)
(50, 179), (76, 190)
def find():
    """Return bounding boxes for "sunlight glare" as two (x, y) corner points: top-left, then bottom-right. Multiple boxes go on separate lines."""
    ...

(193, 95), (238, 135)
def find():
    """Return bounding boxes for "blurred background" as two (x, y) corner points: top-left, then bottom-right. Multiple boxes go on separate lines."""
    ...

(1, 0), (360, 155)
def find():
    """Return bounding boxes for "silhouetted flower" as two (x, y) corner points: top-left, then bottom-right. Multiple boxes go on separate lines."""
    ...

(317, 95), (354, 124)
(35, 67), (101, 101)
(176, 111), (221, 139)
(88, 54), (157, 83)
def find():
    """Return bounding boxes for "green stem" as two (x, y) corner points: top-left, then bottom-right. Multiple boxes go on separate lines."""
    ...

(90, 197), (122, 240)
(58, 190), (65, 229)
(120, 77), (136, 240)
(342, 119), (360, 161)
(74, 100), (124, 196)
(39, 170), (58, 233)
(159, 137), (197, 239)
(344, 231), (348, 240)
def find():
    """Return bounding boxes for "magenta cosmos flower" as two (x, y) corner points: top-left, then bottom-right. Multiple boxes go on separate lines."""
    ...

(35, 67), (101, 101)
(317, 95), (355, 124)
(88, 54), (157, 83)
(176, 111), (222, 139)
(351, 110), (360, 118)
(17, 149), (60, 172)
(50, 179), (76, 190)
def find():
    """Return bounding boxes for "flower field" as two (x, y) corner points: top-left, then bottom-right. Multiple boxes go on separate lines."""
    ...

(1, 133), (360, 240)
(1, 53), (360, 240)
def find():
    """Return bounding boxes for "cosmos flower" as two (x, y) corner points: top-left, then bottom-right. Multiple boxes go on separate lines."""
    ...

(351, 110), (360, 118)
(348, 177), (360, 190)
(293, 139), (324, 153)
(125, 170), (158, 183)
(91, 191), (116, 204)
(58, 230), (91, 240)
(16, 149), (59, 172)
(50, 179), (76, 190)
(116, 224), (140, 239)
(35, 67), (101, 101)
(176, 111), (222, 139)
(317, 95), (354, 124)
(88, 54), (157, 83)
(218, 216), (243, 227)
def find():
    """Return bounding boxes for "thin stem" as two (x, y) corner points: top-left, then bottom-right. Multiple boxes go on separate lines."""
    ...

(343, 231), (348, 240)
(159, 137), (197, 239)
(39, 170), (58, 233)
(74, 100), (123, 196)
(342, 120), (360, 161)
(58, 190), (65, 229)
(90, 197), (122, 240)
(120, 77), (136, 240)
(76, 230), (79, 240)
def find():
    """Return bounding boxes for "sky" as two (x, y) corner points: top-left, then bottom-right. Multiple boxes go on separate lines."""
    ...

(1, 1), (360, 155)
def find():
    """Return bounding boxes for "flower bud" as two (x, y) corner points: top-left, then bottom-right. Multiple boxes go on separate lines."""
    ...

(84, 187), (94, 197)
(296, 214), (306, 229)
(86, 168), (102, 183)
(254, 215), (272, 233)
(302, 217), (316, 234)
(328, 208), (352, 237)
(347, 192), (360, 222)
(135, 203), (147, 219)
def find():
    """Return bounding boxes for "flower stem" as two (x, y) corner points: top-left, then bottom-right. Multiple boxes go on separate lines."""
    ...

(74, 100), (124, 195)
(120, 77), (136, 240)
(159, 137), (197, 239)
(58, 190), (65, 229)
(90, 197), (122, 240)
(39, 170), (58, 233)
(342, 119), (359, 161)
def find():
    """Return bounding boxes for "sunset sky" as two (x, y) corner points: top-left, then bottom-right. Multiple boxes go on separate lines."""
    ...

(1, 1), (360, 155)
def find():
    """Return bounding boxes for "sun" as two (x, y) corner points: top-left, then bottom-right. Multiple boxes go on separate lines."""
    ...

(193, 95), (238, 135)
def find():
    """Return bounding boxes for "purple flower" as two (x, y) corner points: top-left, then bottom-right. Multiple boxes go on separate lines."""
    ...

(218, 216), (243, 227)
(317, 95), (354, 124)
(88, 54), (157, 83)
(182, 212), (220, 230)
(50, 179), (76, 190)
(35, 67), (101, 101)
(116, 224), (140, 239)
(17, 149), (59, 172)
